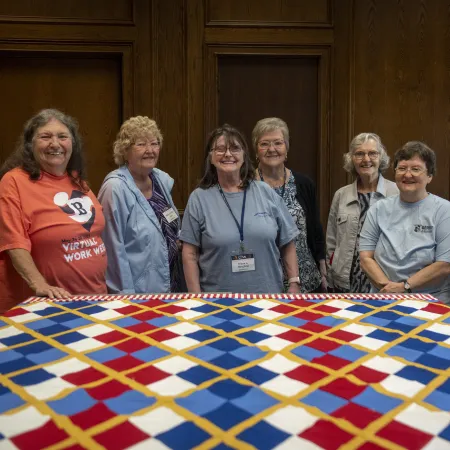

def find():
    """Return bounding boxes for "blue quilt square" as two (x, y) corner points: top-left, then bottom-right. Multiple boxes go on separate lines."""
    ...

(12, 368), (54, 386)
(372, 311), (402, 321)
(279, 316), (307, 327)
(419, 330), (449, 342)
(0, 349), (22, 363)
(230, 346), (266, 362)
(195, 316), (225, 327)
(105, 390), (155, 414)
(192, 304), (221, 313)
(237, 305), (262, 314)
(76, 305), (106, 315)
(132, 346), (169, 362)
(353, 386), (402, 413)
(416, 354), (450, 370)
(390, 305), (417, 314)
(437, 379), (450, 394)
(237, 420), (289, 450)
(59, 301), (92, 309)
(214, 310), (242, 321)
(231, 387), (278, 415)
(204, 402), (251, 430)
(387, 322), (416, 334)
(0, 385), (9, 396)
(88, 347), (126, 363)
(187, 346), (225, 362)
(238, 365), (277, 384)
(186, 330), (219, 342)
(179, 365), (219, 385)
(300, 390), (347, 414)
(48, 389), (96, 415)
(347, 305), (372, 314)
(386, 345), (422, 362)
(212, 298), (241, 306)
(291, 345), (324, 361)
(148, 316), (178, 327)
(0, 392), (24, 414)
(439, 424), (450, 441)
(236, 331), (267, 343)
(361, 316), (391, 327)
(315, 316), (345, 327)
(367, 329), (401, 342)
(396, 366), (437, 384)
(443, 317), (450, 325)
(176, 389), (226, 415)
(395, 316), (425, 327)
(209, 338), (243, 352)
(15, 341), (52, 355)
(111, 317), (140, 328)
(427, 345), (450, 361)
(62, 317), (92, 329)
(50, 313), (82, 323)
(209, 379), (251, 400)
(25, 318), (56, 330)
(53, 331), (85, 345)
(27, 348), (66, 365)
(210, 354), (246, 370)
(401, 338), (435, 352)
(157, 421), (210, 450)
(34, 306), (64, 316)
(215, 321), (242, 332)
(0, 357), (35, 374)
(36, 324), (70, 336)
(1, 333), (34, 346)
(330, 345), (367, 362)
(0, 319), (7, 327)
(232, 316), (261, 328)
(364, 300), (388, 308)
(424, 390), (450, 411)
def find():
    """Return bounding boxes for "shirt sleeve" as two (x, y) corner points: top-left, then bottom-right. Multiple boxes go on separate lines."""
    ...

(360, 204), (381, 251)
(98, 179), (135, 294)
(273, 191), (299, 247)
(180, 190), (202, 247)
(0, 172), (32, 254)
(436, 204), (450, 263)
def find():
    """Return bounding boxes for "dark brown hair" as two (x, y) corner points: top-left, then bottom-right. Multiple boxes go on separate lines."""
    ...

(394, 141), (436, 176)
(0, 108), (88, 191)
(198, 124), (255, 189)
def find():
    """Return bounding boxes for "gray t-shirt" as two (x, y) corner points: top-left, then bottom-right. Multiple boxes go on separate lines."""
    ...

(180, 180), (299, 293)
(360, 193), (450, 303)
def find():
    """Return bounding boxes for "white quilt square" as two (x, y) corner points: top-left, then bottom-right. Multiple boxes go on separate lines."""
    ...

(45, 358), (90, 376)
(261, 375), (308, 396)
(24, 377), (73, 400)
(130, 406), (185, 435)
(153, 356), (197, 374)
(381, 375), (425, 397)
(0, 407), (49, 438)
(259, 354), (298, 374)
(147, 375), (195, 396)
(265, 405), (317, 434)
(166, 322), (201, 335)
(396, 404), (450, 435)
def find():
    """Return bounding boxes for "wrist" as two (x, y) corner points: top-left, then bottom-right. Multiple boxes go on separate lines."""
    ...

(288, 276), (300, 285)
(403, 280), (412, 293)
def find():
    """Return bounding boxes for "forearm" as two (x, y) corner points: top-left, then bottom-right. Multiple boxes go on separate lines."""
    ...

(360, 251), (390, 289)
(182, 244), (201, 292)
(7, 248), (47, 290)
(319, 259), (326, 276)
(281, 241), (299, 279)
(408, 261), (450, 291)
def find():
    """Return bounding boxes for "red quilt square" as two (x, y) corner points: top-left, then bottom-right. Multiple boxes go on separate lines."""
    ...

(377, 420), (433, 450)
(300, 322), (329, 333)
(300, 419), (354, 450)
(149, 329), (179, 342)
(423, 303), (450, 314)
(270, 304), (297, 314)
(307, 338), (341, 352)
(103, 355), (144, 372)
(94, 421), (149, 450)
(132, 310), (163, 321)
(4, 307), (29, 317)
(332, 403), (381, 428)
(350, 366), (388, 383)
(289, 299), (315, 308)
(138, 299), (166, 308)
(115, 305), (142, 315)
(126, 322), (156, 334)
(295, 311), (324, 321)
(12, 420), (68, 450)
(314, 305), (340, 314)
(96, 330), (129, 344)
(285, 365), (328, 384)
(127, 365), (169, 385)
(86, 380), (131, 400)
(115, 338), (150, 353)
(277, 329), (311, 343)
(70, 402), (116, 429)
(327, 330), (360, 342)
(312, 354), (350, 370)
(62, 367), (107, 385)
(321, 378), (366, 400)
(157, 305), (186, 314)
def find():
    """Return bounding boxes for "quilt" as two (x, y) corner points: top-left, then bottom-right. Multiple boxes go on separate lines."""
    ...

(1, 293), (450, 450)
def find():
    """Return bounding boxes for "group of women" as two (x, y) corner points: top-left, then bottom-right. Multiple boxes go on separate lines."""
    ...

(0, 109), (449, 313)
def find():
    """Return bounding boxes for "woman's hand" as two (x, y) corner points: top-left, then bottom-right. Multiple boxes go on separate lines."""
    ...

(380, 281), (405, 293)
(31, 281), (72, 299)
(287, 282), (301, 294)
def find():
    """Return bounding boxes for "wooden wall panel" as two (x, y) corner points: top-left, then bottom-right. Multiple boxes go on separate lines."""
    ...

(352, 0), (450, 199)
(206, 0), (332, 27)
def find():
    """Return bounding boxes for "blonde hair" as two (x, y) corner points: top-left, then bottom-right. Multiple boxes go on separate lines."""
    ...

(251, 117), (290, 152)
(113, 116), (163, 166)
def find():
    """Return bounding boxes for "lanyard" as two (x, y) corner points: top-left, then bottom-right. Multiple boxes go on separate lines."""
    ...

(217, 184), (247, 251)
(258, 167), (286, 199)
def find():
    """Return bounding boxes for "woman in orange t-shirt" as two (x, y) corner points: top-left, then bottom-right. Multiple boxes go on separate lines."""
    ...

(0, 109), (107, 313)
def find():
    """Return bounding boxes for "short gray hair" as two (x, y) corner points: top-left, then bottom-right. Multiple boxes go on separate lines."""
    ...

(252, 117), (290, 152)
(343, 132), (390, 176)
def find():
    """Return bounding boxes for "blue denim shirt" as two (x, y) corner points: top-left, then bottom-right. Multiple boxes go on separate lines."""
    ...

(98, 166), (180, 294)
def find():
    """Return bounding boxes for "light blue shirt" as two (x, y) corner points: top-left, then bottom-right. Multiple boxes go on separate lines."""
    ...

(360, 193), (450, 302)
(98, 166), (180, 294)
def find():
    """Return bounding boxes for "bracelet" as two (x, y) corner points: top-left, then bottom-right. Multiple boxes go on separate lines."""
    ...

(288, 276), (300, 285)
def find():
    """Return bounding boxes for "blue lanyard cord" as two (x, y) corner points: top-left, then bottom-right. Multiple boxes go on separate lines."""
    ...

(217, 184), (247, 251)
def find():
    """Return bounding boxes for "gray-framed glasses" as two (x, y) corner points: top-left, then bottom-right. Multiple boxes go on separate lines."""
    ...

(213, 144), (242, 155)
(395, 166), (426, 176)
(135, 140), (160, 149)
(353, 151), (379, 160)
(258, 140), (285, 150)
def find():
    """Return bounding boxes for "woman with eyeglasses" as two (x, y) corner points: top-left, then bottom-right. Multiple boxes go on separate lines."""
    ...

(180, 124), (300, 293)
(360, 142), (450, 302)
(326, 133), (398, 293)
(98, 116), (182, 294)
(252, 117), (327, 293)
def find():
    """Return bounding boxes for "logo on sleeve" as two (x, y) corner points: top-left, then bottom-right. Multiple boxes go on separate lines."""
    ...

(414, 225), (433, 233)
(53, 190), (96, 231)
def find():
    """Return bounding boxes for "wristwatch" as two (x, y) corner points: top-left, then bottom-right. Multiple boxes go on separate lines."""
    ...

(288, 277), (300, 285)
(404, 280), (412, 293)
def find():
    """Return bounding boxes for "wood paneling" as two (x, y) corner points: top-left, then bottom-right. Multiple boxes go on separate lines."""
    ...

(0, 0), (133, 24)
(206, 0), (332, 27)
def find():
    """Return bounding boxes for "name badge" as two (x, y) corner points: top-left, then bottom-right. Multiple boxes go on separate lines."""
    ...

(231, 252), (255, 273)
(163, 208), (178, 223)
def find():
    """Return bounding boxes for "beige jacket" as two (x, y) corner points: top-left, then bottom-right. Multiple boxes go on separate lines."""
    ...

(326, 174), (399, 290)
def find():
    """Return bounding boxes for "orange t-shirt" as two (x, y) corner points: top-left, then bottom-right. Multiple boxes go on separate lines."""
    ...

(0, 168), (107, 312)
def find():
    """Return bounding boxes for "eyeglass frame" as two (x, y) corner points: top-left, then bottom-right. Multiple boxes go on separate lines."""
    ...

(352, 150), (380, 161)
(394, 166), (427, 176)
(212, 144), (243, 155)
(134, 140), (161, 150)
(257, 140), (286, 151)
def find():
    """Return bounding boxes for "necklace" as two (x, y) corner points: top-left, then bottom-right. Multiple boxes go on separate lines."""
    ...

(258, 166), (287, 199)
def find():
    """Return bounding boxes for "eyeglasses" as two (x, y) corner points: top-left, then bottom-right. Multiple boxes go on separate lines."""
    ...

(36, 133), (71, 142)
(395, 166), (426, 176)
(353, 151), (379, 160)
(135, 141), (160, 150)
(258, 140), (285, 150)
(213, 144), (242, 155)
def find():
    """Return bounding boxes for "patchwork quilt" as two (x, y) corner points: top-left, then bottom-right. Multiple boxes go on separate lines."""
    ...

(0, 293), (450, 450)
